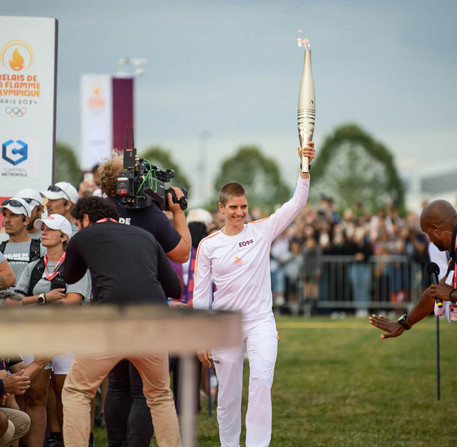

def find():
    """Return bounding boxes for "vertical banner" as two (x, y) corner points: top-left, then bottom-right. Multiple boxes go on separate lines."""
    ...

(112, 76), (134, 152)
(0, 16), (58, 196)
(81, 74), (113, 170)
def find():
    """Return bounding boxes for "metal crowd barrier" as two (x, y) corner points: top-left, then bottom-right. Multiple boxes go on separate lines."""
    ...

(299, 255), (423, 314)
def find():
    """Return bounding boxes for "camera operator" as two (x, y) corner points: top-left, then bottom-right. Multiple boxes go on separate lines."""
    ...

(99, 156), (191, 263)
(97, 155), (191, 447)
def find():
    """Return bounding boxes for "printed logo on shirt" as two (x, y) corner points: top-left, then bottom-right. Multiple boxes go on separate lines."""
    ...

(237, 238), (255, 250)
(233, 254), (242, 265)
(5, 252), (30, 263)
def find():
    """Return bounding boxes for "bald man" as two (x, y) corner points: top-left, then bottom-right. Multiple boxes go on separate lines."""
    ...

(369, 199), (457, 338)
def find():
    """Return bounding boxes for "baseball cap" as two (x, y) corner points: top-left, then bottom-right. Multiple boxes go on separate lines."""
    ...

(40, 182), (78, 204)
(0, 198), (32, 217)
(187, 208), (213, 226)
(34, 214), (72, 239)
(15, 188), (43, 207)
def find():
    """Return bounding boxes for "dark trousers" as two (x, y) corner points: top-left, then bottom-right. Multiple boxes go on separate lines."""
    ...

(104, 360), (154, 447)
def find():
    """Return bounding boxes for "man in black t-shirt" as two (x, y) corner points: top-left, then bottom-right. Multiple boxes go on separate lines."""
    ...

(98, 156), (191, 447)
(62, 197), (182, 447)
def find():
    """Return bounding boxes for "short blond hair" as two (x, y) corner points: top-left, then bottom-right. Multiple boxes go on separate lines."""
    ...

(99, 155), (123, 197)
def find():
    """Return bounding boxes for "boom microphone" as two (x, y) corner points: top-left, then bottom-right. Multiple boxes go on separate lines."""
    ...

(426, 262), (442, 308)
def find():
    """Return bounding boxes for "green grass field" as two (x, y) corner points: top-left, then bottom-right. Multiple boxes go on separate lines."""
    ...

(96, 315), (457, 446)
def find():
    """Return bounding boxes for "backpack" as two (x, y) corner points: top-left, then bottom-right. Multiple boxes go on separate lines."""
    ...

(27, 257), (67, 297)
(0, 238), (41, 262)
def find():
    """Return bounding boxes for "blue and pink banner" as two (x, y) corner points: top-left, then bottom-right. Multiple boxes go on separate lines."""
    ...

(81, 74), (134, 170)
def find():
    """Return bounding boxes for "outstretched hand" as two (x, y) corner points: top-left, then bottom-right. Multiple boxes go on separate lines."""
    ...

(368, 314), (405, 339)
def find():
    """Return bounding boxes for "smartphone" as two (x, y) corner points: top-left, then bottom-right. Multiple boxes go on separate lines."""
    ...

(84, 173), (94, 183)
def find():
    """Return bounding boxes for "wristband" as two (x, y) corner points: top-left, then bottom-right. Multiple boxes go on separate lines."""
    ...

(397, 313), (411, 330)
(38, 293), (47, 305)
(449, 289), (457, 303)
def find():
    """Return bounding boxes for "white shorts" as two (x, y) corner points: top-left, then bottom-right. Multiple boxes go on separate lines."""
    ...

(21, 353), (74, 375)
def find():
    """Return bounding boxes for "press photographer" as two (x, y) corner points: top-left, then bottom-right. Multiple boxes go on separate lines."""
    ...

(97, 142), (191, 447)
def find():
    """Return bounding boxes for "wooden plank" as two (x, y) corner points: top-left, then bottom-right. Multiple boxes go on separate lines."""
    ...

(1, 305), (242, 356)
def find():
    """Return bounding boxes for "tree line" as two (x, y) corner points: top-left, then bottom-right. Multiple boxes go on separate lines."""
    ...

(55, 124), (405, 214)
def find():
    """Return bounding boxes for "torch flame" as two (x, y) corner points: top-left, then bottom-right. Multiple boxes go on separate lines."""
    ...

(297, 38), (310, 49)
(9, 48), (25, 71)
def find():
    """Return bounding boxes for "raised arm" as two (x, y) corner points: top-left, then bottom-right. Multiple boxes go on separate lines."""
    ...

(165, 186), (192, 263)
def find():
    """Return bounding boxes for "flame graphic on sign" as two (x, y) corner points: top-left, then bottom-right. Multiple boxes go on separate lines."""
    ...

(9, 48), (25, 71)
(0, 40), (35, 71)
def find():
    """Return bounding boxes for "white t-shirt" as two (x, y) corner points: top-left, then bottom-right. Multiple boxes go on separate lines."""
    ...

(193, 175), (309, 322)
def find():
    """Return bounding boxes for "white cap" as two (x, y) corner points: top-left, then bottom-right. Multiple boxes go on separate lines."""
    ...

(34, 214), (72, 239)
(15, 188), (43, 207)
(0, 198), (32, 217)
(40, 182), (78, 204)
(187, 208), (213, 226)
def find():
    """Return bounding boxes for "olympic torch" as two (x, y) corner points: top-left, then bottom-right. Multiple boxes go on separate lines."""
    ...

(297, 40), (315, 173)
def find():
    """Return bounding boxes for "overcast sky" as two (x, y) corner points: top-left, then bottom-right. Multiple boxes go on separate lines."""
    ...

(3, 0), (457, 204)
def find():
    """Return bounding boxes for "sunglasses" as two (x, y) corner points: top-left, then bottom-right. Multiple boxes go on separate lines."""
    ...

(48, 185), (70, 201)
(21, 197), (41, 207)
(1, 199), (28, 215)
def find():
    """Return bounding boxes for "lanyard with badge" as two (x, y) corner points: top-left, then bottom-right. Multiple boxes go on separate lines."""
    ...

(44, 252), (66, 281)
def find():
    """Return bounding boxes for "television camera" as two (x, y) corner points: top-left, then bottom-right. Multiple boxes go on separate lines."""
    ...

(115, 129), (187, 210)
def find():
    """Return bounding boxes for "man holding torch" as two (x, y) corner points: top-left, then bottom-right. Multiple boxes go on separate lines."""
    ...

(193, 143), (316, 447)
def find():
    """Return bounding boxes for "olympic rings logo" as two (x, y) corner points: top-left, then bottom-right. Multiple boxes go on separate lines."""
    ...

(5, 107), (27, 118)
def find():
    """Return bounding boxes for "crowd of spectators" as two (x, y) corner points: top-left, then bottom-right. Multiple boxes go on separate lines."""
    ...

(264, 196), (437, 317)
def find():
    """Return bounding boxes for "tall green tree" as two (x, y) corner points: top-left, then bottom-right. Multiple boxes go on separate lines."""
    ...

(140, 146), (191, 194)
(310, 124), (405, 213)
(212, 146), (290, 213)
(54, 142), (81, 187)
